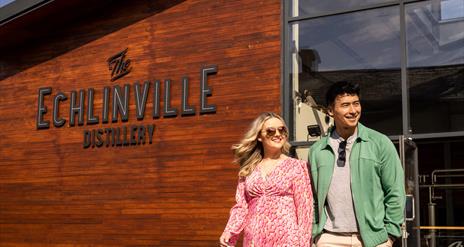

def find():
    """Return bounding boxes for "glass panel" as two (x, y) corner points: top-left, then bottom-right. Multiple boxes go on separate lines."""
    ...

(417, 140), (464, 247)
(440, 0), (464, 21)
(290, 6), (402, 142)
(406, 0), (464, 134)
(289, 0), (393, 17)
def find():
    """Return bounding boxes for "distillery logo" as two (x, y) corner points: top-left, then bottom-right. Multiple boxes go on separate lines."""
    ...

(107, 48), (132, 81)
(36, 48), (218, 149)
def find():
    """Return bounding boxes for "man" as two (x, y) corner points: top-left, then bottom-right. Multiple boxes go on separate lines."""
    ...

(309, 81), (405, 247)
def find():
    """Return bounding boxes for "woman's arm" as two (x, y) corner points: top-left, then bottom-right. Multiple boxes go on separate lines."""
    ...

(221, 178), (249, 246)
(293, 160), (313, 246)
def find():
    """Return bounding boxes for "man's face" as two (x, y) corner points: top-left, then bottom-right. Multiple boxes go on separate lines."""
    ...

(328, 93), (361, 130)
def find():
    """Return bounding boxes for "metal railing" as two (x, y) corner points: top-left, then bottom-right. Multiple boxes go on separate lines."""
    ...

(419, 169), (464, 247)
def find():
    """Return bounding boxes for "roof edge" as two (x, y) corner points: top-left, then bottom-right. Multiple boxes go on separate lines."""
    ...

(0, 0), (53, 26)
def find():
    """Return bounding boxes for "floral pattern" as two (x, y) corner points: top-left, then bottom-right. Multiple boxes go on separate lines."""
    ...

(224, 158), (313, 246)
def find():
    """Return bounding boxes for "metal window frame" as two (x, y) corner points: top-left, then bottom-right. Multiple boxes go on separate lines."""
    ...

(282, 0), (464, 147)
(0, 0), (54, 26)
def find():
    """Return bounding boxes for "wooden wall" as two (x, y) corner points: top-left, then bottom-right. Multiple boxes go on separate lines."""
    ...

(0, 0), (282, 246)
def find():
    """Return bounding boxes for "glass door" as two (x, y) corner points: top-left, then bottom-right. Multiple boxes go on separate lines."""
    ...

(399, 136), (421, 247)
(416, 140), (464, 247)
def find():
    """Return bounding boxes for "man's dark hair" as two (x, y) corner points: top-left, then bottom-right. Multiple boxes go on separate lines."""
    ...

(325, 81), (360, 107)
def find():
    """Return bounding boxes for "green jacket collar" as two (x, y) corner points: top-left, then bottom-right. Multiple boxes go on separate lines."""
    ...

(321, 122), (369, 150)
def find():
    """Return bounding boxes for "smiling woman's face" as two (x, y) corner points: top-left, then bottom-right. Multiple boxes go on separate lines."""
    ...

(259, 117), (288, 152)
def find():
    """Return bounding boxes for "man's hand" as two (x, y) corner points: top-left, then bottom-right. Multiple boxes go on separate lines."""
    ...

(376, 237), (394, 247)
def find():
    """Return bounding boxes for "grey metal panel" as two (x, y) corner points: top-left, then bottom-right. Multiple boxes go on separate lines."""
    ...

(282, 0), (291, 128)
(287, 1), (426, 23)
(0, 0), (53, 26)
(412, 131), (464, 140)
(400, 1), (411, 137)
(288, 1), (401, 22)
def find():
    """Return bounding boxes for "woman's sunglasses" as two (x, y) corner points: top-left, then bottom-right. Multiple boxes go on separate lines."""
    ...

(263, 126), (288, 137)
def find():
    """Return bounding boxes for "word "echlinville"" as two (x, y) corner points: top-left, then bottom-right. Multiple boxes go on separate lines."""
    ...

(36, 66), (217, 129)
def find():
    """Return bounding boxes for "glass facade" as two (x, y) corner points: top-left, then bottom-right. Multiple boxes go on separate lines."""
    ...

(289, 6), (403, 140)
(406, 1), (464, 134)
(284, 1), (464, 246)
(287, 0), (464, 140)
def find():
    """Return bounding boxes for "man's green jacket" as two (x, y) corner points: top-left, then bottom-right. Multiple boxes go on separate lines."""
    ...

(309, 123), (405, 247)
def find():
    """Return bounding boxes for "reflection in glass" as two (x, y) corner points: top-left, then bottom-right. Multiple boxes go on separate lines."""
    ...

(290, 6), (402, 141)
(406, 1), (464, 134)
(440, 0), (464, 21)
(289, 0), (390, 17)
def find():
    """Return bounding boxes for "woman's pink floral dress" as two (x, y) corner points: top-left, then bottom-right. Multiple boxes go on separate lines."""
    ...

(223, 157), (313, 246)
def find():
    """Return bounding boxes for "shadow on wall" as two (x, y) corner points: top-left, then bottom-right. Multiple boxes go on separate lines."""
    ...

(0, 0), (186, 81)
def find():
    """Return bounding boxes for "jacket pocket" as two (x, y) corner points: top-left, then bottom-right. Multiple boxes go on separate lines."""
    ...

(359, 156), (382, 177)
(365, 210), (385, 231)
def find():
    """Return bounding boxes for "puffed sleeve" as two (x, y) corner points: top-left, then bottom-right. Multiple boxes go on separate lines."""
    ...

(223, 177), (248, 245)
(293, 160), (313, 246)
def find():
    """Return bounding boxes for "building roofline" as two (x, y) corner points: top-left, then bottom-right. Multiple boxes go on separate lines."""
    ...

(0, 0), (53, 26)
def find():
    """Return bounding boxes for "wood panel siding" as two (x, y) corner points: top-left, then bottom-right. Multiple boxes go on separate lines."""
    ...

(0, 0), (281, 246)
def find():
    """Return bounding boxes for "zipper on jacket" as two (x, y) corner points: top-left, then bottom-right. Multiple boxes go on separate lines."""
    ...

(350, 138), (363, 235)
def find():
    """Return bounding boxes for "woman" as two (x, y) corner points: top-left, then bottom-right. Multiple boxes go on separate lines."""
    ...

(219, 112), (313, 247)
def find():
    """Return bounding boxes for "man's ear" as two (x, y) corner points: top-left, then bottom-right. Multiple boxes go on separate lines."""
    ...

(327, 106), (334, 117)
(257, 137), (262, 142)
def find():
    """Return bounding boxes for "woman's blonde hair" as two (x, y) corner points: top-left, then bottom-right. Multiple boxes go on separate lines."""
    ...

(232, 112), (291, 177)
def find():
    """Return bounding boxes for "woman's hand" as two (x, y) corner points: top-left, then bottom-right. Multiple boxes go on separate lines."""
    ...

(219, 232), (233, 247)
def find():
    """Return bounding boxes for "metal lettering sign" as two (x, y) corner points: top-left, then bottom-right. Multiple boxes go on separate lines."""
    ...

(107, 48), (132, 81)
(36, 48), (218, 149)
